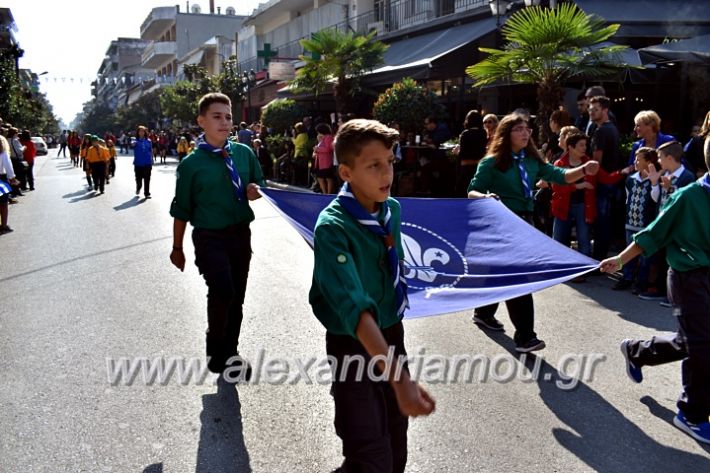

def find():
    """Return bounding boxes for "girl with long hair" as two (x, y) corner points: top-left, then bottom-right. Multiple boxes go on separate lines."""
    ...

(467, 112), (601, 353)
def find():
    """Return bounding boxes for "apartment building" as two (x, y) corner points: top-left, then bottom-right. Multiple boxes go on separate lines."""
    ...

(139, 3), (246, 94)
(93, 38), (152, 111)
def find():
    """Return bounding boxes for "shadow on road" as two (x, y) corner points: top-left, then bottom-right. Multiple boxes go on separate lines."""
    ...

(641, 396), (710, 455)
(0, 235), (171, 283)
(113, 196), (146, 211)
(68, 191), (100, 203)
(565, 275), (676, 332)
(479, 329), (710, 470)
(195, 377), (252, 473)
(62, 189), (90, 199)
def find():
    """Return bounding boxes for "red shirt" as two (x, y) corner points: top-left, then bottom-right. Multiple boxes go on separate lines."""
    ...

(20, 139), (37, 165)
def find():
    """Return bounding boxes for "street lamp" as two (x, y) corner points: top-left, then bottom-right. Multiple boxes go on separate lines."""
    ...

(241, 69), (257, 123)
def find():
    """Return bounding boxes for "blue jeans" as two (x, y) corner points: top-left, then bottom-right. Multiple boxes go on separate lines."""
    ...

(593, 183), (615, 260)
(553, 203), (592, 256)
(623, 229), (654, 285)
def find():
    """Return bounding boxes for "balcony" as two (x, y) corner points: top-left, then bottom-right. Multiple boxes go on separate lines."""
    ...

(142, 41), (177, 68)
(140, 6), (176, 40)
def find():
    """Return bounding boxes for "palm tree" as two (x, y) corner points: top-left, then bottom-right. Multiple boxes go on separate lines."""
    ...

(290, 28), (388, 114)
(466, 3), (635, 139)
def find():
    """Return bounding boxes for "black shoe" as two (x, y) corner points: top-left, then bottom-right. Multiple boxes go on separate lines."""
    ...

(472, 314), (505, 331)
(612, 279), (633, 291)
(515, 338), (546, 353)
(144, 193), (151, 199)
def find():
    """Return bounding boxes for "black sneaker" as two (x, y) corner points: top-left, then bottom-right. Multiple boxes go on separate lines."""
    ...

(472, 314), (505, 331)
(515, 338), (546, 353)
(620, 339), (643, 383)
(612, 279), (633, 291)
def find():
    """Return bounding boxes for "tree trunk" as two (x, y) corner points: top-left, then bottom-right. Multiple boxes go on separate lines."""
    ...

(536, 79), (563, 150)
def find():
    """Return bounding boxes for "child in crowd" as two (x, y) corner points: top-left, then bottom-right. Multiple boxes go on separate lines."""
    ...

(106, 139), (117, 182)
(177, 136), (190, 162)
(79, 134), (93, 189)
(309, 119), (435, 472)
(641, 141), (697, 302)
(613, 147), (660, 293)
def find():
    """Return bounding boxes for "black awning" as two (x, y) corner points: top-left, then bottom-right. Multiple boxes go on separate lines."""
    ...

(639, 35), (710, 64)
(363, 17), (498, 86)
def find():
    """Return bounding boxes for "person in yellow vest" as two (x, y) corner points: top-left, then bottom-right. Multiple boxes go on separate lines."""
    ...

(80, 134), (93, 188)
(106, 139), (117, 182)
(86, 135), (110, 194)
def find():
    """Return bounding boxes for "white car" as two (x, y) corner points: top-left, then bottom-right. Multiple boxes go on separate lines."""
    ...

(31, 137), (48, 155)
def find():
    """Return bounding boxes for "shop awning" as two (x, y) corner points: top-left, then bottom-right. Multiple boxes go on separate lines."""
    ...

(639, 35), (710, 64)
(574, 0), (710, 37)
(364, 17), (498, 85)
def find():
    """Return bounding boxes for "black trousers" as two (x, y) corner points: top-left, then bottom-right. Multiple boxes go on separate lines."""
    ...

(134, 166), (151, 196)
(475, 211), (537, 345)
(326, 322), (409, 473)
(627, 267), (710, 424)
(192, 224), (252, 373)
(90, 162), (106, 192)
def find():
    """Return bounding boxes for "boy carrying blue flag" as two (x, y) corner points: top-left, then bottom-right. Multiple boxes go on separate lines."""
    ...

(309, 119), (435, 472)
(601, 149), (710, 444)
(169, 93), (264, 379)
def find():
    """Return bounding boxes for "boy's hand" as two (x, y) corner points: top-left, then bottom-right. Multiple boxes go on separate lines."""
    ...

(246, 183), (261, 201)
(583, 161), (600, 176)
(647, 163), (660, 185)
(393, 378), (436, 417)
(170, 249), (185, 272)
(660, 175), (672, 190)
(599, 256), (622, 273)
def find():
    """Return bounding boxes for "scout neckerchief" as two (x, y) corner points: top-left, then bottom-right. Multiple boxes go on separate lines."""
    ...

(197, 134), (244, 201)
(700, 173), (710, 196)
(512, 149), (533, 199)
(337, 182), (409, 317)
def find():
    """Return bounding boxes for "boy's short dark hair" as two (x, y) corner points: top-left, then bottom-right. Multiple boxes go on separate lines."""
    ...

(565, 133), (589, 149)
(589, 96), (610, 110)
(334, 119), (399, 167)
(315, 123), (332, 135)
(198, 93), (231, 116)
(636, 146), (659, 166)
(658, 141), (683, 161)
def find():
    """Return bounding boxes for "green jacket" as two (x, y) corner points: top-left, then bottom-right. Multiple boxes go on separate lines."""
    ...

(170, 141), (265, 229)
(469, 155), (568, 213)
(309, 198), (405, 337)
(634, 182), (710, 272)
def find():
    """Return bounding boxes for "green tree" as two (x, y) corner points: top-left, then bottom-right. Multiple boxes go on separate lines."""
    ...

(372, 78), (444, 134)
(261, 98), (304, 135)
(114, 90), (163, 132)
(78, 101), (117, 135)
(466, 3), (633, 138)
(290, 28), (388, 114)
(160, 64), (222, 126)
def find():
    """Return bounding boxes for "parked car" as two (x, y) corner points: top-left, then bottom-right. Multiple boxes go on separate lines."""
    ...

(31, 136), (48, 155)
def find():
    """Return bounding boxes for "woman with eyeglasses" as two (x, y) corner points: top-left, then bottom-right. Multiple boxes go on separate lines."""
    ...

(466, 112), (601, 353)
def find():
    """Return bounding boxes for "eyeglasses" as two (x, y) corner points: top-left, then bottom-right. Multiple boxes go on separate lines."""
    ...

(511, 127), (532, 134)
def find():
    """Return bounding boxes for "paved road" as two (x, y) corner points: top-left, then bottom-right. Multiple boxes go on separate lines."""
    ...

(1, 151), (709, 472)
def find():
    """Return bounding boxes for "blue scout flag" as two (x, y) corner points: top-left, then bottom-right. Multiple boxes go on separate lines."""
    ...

(260, 188), (598, 318)
(0, 181), (12, 197)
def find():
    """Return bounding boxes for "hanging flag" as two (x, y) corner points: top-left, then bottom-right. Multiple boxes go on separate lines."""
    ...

(259, 188), (598, 318)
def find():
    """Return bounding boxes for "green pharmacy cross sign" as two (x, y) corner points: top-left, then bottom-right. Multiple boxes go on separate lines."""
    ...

(257, 43), (278, 67)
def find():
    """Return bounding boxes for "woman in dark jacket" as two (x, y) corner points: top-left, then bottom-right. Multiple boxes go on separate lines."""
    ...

(454, 110), (487, 196)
